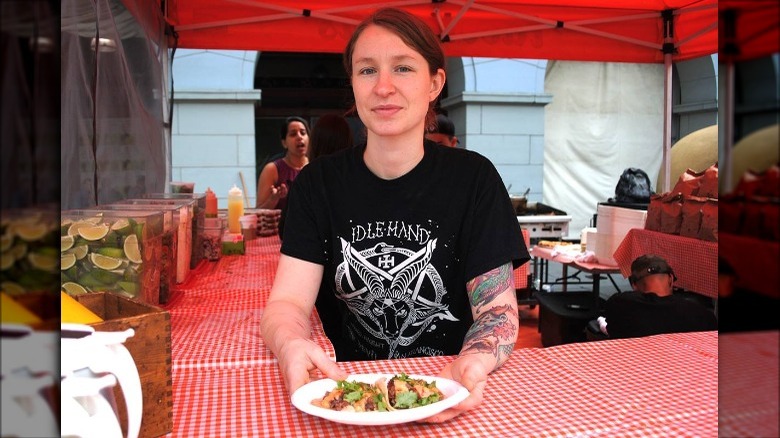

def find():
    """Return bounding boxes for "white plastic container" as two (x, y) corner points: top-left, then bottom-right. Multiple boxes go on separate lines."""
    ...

(594, 205), (647, 265)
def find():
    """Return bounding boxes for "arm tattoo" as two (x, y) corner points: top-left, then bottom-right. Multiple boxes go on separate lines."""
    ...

(460, 304), (518, 367)
(467, 263), (513, 312)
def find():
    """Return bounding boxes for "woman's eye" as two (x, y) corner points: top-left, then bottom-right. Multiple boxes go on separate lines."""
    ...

(358, 67), (376, 75)
(396, 65), (413, 73)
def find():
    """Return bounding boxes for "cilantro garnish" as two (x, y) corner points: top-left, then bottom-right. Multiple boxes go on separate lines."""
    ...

(393, 391), (419, 409)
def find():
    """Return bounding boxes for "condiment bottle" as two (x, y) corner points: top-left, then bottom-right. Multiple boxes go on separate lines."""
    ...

(227, 184), (244, 234)
(205, 187), (218, 218)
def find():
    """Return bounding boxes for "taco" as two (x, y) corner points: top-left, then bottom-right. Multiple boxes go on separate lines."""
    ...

(378, 373), (444, 410)
(311, 379), (389, 412)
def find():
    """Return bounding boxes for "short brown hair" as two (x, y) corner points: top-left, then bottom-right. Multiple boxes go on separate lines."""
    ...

(343, 8), (445, 130)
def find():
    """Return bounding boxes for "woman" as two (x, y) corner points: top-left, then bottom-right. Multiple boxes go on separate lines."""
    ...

(256, 116), (310, 209)
(260, 8), (528, 422)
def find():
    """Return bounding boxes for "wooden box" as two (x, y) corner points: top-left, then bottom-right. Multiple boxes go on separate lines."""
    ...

(74, 292), (172, 437)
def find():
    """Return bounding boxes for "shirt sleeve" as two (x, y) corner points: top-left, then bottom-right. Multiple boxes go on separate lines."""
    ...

(279, 165), (328, 265)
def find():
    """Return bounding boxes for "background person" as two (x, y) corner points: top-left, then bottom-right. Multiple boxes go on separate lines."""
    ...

(260, 7), (528, 423)
(604, 254), (717, 339)
(426, 113), (459, 147)
(256, 116), (310, 209)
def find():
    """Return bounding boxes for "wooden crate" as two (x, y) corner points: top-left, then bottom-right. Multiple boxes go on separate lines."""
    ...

(74, 292), (172, 437)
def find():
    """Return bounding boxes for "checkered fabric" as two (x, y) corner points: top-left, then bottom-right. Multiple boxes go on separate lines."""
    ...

(513, 229), (531, 289)
(613, 229), (717, 298)
(168, 332), (718, 437)
(719, 330), (779, 438)
(719, 232), (780, 299)
(165, 235), (718, 437)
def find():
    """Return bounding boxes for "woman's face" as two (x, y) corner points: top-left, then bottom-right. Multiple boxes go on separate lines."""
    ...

(350, 25), (444, 140)
(282, 121), (309, 157)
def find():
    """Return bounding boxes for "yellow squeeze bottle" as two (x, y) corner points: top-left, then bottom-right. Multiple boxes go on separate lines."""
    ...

(61, 291), (103, 324)
(227, 184), (244, 234)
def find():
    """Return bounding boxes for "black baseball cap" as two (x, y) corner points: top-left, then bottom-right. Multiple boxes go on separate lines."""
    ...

(629, 254), (677, 284)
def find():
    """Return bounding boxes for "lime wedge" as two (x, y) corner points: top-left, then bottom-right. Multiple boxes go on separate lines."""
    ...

(78, 224), (110, 241)
(90, 269), (121, 285)
(117, 281), (138, 296)
(1, 281), (26, 296)
(123, 234), (143, 264)
(0, 233), (12, 252)
(15, 223), (49, 241)
(62, 282), (89, 296)
(111, 218), (133, 235)
(61, 253), (77, 270)
(1, 252), (14, 271)
(11, 242), (27, 261)
(68, 244), (89, 260)
(97, 247), (125, 258)
(89, 253), (123, 270)
(28, 252), (59, 272)
(61, 235), (75, 252)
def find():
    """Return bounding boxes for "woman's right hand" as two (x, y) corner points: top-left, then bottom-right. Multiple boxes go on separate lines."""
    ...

(276, 337), (348, 394)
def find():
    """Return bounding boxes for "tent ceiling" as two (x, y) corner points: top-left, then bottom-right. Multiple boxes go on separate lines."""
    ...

(165, 0), (717, 63)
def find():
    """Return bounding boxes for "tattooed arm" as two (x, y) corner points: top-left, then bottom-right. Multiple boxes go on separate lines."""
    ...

(425, 262), (519, 423)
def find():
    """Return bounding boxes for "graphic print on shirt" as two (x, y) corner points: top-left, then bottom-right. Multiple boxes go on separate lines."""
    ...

(334, 230), (458, 358)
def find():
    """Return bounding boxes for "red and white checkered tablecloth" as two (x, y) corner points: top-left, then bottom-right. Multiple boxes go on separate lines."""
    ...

(719, 330), (779, 438)
(165, 236), (335, 370)
(167, 331), (718, 437)
(613, 229), (717, 298)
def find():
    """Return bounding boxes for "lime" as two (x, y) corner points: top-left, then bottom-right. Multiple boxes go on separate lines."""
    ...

(1, 252), (15, 271)
(15, 223), (48, 241)
(89, 253), (123, 270)
(1, 281), (26, 296)
(90, 269), (121, 285)
(67, 218), (101, 237)
(110, 218), (133, 235)
(61, 253), (77, 270)
(97, 247), (125, 258)
(68, 244), (89, 260)
(28, 252), (59, 272)
(61, 235), (75, 252)
(11, 242), (27, 260)
(117, 281), (138, 296)
(0, 233), (12, 252)
(62, 281), (89, 296)
(77, 274), (105, 289)
(78, 224), (110, 241)
(123, 234), (143, 264)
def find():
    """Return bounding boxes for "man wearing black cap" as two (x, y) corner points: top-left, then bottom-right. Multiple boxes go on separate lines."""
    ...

(603, 254), (717, 339)
(425, 114), (459, 148)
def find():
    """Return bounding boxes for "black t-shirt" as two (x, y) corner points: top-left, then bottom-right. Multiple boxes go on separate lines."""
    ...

(281, 141), (529, 360)
(605, 290), (717, 339)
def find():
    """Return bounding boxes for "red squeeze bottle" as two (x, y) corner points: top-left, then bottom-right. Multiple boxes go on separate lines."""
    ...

(205, 187), (218, 218)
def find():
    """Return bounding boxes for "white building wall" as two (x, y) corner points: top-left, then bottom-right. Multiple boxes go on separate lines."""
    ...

(171, 50), (260, 208)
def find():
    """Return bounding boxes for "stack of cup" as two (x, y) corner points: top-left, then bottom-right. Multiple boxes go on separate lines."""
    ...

(239, 214), (258, 241)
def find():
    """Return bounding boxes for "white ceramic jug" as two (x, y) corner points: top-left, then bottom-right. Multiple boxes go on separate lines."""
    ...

(61, 323), (143, 438)
(1, 324), (59, 437)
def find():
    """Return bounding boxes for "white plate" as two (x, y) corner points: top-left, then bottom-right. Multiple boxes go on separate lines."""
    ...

(291, 373), (470, 426)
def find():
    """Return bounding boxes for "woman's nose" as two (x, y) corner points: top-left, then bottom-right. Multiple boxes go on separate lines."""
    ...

(374, 71), (395, 96)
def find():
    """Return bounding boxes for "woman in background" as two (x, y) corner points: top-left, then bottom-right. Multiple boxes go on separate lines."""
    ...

(256, 116), (310, 209)
(308, 113), (354, 161)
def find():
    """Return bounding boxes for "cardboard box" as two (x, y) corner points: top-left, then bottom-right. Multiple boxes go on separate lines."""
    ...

(594, 205), (647, 265)
(75, 292), (172, 437)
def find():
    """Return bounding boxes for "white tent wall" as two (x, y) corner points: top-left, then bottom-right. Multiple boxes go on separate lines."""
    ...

(543, 61), (665, 237)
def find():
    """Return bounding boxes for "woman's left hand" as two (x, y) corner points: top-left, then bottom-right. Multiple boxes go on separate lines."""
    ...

(419, 355), (489, 423)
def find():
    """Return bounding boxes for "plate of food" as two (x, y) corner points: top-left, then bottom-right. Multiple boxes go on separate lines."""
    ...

(291, 373), (469, 426)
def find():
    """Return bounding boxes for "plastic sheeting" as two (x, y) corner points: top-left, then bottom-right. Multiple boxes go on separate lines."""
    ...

(61, 0), (168, 209)
(543, 61), (664, 237)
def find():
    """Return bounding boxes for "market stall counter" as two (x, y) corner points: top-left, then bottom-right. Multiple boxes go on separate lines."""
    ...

(162, 236), (717, 437)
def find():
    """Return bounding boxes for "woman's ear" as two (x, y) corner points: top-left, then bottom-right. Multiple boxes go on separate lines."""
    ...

(429, 68), (446, 101)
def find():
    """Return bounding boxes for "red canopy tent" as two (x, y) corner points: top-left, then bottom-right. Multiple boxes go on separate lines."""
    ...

(164, 0), (720, 191)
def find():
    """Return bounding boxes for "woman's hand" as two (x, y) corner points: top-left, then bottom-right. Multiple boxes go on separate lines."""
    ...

(420, 355), (490, 423)
(276, 337), (348, 395)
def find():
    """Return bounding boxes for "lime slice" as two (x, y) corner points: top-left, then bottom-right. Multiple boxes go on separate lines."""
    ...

(97, 247), (125, 258)
(90, 269), (121, 285)
(15, 223), (49, 241)
(0, 233), (12, 252)
(28, 252), (59, 272)
(78, 224), (110, 241)
(61, 235), (75, 252)
(1, 252), (15, 271)
(11, 242), (27, 261)
(89, 253), (123, 270)
(117, 281), (138, 296)
(110, 218), (133, 235)
(61, 253), (77, 270)
(62, 281), (89, 296)
(1, 281), (26, 296)
(123, 234), (143, 264)
(68, 244), (89, 260)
